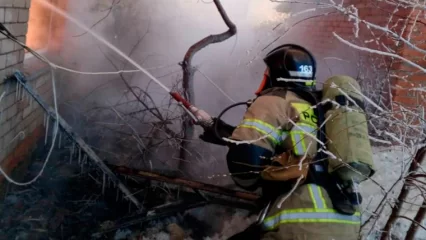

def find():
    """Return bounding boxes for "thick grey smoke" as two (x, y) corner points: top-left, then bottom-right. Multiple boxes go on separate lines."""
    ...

(32, 1), (368, 237)
(47, 0), (361, 183)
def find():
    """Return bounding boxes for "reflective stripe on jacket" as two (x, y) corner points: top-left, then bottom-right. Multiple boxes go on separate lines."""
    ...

(231, 88), (317, 157)
(260, 184), (360, 240)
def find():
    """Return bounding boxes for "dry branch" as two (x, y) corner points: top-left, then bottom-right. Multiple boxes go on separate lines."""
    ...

(406, 199), (426, 240)
(98, 45), (181, 140)
(109, 165), (259, 202)
(178, 0), (237, 172)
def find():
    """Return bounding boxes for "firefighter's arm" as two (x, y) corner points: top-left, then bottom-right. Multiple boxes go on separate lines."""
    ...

(226, 95), (289, 190)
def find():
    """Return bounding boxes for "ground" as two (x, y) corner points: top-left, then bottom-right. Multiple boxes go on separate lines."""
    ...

(0, 141), (423, 239)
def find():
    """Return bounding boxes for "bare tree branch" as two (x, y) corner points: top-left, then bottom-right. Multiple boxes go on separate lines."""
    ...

(178, 0), (237, 173)
(110, 164), (259, 201)
(73, 0), (121, 37)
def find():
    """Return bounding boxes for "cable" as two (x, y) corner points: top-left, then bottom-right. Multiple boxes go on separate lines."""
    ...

(0, 23), (17, 40)
(196, 68), (236, 103)
(51, 63), (179, 75)
(214, 101), (251, 142)
(0, 27), (59, 186)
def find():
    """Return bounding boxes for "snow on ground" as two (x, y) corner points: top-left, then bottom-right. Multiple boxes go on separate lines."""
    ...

(360, 146), (424, 240)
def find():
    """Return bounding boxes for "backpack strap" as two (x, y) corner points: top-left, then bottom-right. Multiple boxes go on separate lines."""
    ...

(304, 102), (356, 215)
(323, 95), (366, 112)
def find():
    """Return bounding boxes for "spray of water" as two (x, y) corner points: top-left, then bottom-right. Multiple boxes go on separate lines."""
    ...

(35, 0), (172, 93)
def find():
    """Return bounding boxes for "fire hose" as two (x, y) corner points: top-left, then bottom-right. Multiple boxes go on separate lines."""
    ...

(35, 0), (215, 129)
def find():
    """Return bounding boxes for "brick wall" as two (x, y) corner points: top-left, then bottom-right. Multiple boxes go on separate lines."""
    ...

(390, 9), (426, 112)
(272, 0), (426, 145)
(277, 1), (422, 110)
(0, 0), (54, 182)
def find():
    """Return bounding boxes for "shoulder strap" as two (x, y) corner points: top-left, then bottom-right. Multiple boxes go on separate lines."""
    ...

(322, 95), (366, 112)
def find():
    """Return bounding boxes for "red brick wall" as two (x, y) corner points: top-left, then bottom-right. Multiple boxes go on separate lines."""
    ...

(0, 0), (49, 186)
(0, 0), (62, 186)
(279, 1), (423, 110)
(0, 70), (53, 185)
(0, 125), (44, 183)
(391, 8), (426, 111)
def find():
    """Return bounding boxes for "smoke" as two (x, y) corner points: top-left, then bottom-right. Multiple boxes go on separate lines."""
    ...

(23, 1), (375, 237)
(54, 1), (290, 105)
(43, 0), (363, 181)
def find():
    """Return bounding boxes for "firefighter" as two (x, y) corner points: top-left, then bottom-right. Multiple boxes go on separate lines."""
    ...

(199, 44), (365, 239)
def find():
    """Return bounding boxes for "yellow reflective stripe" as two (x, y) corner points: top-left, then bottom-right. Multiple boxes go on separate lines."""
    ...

(318, 186), (328, 209)
(305, 80), (316, 86)
(242, 119), (277, 130)
(262, 208), (361, 230)
(264, 218), (360, 231)
(238, 119), (287, 145)
(264, 208), (361, 220)
(308, 184), (326, 209)
(290, 132), (310, 155)
(239, 125), (280, 144)
(300, 132), (307, 152)
(294, 123), (317, 134)
(290, 123), (317, 156)
(290, 131), (304, 155)
(308, 185), (318, 209)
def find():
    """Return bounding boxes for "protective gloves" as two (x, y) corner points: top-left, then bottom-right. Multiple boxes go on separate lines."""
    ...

(199, 118), (236, 146)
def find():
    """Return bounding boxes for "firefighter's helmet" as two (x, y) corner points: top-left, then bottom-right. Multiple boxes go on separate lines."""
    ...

(256, 44), (317, 95)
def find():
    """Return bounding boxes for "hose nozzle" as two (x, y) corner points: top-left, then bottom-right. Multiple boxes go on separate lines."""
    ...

(189, 105), (213, 128)
(170, 91), (213, 127)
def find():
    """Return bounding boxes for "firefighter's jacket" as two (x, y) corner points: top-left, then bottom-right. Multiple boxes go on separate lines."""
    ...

(226, 87), (360, 240)
(261, 183), (360, 240)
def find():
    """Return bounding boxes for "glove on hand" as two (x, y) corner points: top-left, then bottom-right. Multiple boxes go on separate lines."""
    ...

(199, 118), (236, 146)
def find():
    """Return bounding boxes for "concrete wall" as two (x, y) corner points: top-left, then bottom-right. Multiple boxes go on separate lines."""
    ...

(0, 0), (53, 182)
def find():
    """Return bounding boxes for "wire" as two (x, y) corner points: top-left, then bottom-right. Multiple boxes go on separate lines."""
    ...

(214, 101), (250, 142)
(51, 63), (179, 76)
(0, 27), (59, 186)
(196, 68), (236, 103)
